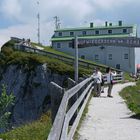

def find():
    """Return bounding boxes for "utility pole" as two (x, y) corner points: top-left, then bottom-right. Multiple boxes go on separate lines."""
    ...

(75, 36), (79, 83)
(54, 16), (60, 29)
(37, 1), (40, 44)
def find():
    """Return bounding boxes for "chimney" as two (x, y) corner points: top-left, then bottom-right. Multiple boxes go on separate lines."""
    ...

(90, 22), (94, 28)
(105, 21), (108, 27)
(109, 23), (112, 26)
(118, 20), (122, 26)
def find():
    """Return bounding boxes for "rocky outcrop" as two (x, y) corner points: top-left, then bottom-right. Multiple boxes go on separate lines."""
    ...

(0, 63), (68, 126)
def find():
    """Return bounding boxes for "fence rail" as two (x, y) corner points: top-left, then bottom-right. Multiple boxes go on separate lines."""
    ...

(103, 73), (124, 84)
(48, 77), (93, 140)
(48, 73), (123, 140)
(14, 44), (121, 72)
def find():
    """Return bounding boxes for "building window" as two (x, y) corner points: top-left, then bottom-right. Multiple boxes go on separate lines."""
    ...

(70, 32), (74, 36)
(69, 42), (73, 48)
(82, 31), (87, 35)
(95, 54), (99, 61)
(108, 30), (112, 34)
(116, 64), (120, 69)
(108, 54), (112, 60)
(124, 54), (128, 59)
(57, 43), (61, 48)
(81, 55), (85, 59)
(123, 29), (127, 33)
(58, 32), (62, 36)
(95, 30), (99, 35)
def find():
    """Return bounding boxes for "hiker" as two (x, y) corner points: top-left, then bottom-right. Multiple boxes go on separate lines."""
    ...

(101, 75), (105, 93)
(92, 68), (102, 97)
(106, 67), (116, 97)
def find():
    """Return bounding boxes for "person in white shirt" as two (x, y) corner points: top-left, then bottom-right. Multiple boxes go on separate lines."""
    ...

(106, 67), (116, 97)
(92, 68), (102, 97)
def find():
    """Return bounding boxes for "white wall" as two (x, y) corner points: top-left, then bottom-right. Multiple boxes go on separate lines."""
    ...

(52, 41), (75, 56)
(52, 41), (135, 73)
(135, 48), (140, 73)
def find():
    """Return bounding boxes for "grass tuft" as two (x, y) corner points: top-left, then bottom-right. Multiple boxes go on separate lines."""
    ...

(119, 81), (140, 116)
(0, 112), (52, 140)
(0, 45), (92, 79)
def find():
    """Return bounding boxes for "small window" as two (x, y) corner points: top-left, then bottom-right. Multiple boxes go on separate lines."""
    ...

(70, 32), (74, 36)
(108, 30), (112, 34)
(95, 54), (99, 61)
(116, 64), (120, 69)
(81, 55), (85, 59)
(95, 30), (99, 35)
(123, 29), (127, 33)
(124, 54), (128, 59)
(108, 54), (112, 60)
(58, 32), (62, 36)
(82, 31), (87, 35)
(57, 43), (61, 48)
(69, 42), (73, 48)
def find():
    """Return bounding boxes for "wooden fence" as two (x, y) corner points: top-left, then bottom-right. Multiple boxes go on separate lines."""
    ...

(48, 73), (123, 140)
(14, 44), (121, 72)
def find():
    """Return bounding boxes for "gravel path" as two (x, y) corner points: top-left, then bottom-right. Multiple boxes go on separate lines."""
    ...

(78, 82), (140, 140)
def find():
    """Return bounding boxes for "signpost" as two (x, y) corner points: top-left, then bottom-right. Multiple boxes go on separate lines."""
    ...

(75, 36), (78, 83)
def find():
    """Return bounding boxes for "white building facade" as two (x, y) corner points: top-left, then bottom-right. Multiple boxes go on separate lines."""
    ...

(51, 21), (140, 73)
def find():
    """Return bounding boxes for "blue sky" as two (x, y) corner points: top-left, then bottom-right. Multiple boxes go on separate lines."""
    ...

(0, 0), (140, 47)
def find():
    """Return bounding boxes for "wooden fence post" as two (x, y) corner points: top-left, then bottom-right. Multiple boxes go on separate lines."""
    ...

(50, 82), (65, 123)
(68, 78), (76, 89)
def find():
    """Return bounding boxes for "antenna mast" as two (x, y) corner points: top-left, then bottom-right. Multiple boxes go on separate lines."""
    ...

(54, 16), (60, 29)
(37, 1), (40, 44)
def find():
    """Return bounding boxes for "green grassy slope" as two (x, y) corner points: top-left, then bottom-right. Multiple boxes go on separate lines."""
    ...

(0, 113), (52, 140)
(0, 40), (92, 140)
(1, 42), (92, 78)
(31, 42), (118, 73)
(119, 81), (140, 118)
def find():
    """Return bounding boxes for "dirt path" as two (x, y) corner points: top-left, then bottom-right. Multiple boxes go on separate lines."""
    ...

(78, 83), (140, 140)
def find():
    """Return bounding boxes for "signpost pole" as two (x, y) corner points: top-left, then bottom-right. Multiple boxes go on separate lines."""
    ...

(75, 36), (78, 83)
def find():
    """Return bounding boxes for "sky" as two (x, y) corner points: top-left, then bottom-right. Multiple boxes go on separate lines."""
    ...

(0, 0), (140, 47)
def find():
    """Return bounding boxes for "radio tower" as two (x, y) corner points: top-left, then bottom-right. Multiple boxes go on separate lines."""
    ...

(37, 1), (40, 44)
(54, 16), (60, 29)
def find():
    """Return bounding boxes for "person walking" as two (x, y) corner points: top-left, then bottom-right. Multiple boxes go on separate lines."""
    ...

(106, 67), (116, 97)
(92, 68), (102, 97)
(101, 75), (105, 93)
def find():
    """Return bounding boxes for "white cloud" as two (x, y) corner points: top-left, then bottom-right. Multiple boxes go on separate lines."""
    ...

(0, 21), (54, 48)
(0, 0), (95, 46)
(0, 0), (21, 19)
(0, 0), (94, 23)
(0, 0), (140, 47)
(92, 0), (133, 10)
(0, 36), (10, 50)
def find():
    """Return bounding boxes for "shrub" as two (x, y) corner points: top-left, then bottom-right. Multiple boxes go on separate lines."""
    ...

(0, 85), (15, 131)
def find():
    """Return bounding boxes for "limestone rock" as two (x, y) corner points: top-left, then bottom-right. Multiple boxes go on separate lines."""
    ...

(0, 64), (67, 126)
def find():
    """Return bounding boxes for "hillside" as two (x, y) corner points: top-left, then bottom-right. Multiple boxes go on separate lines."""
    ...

(31, 42), (121, 73)
(0, 113), (52, 140)
(0, 40), (93, 140)
(0, 39), (125, 140)
(1, 40), (93, 77)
